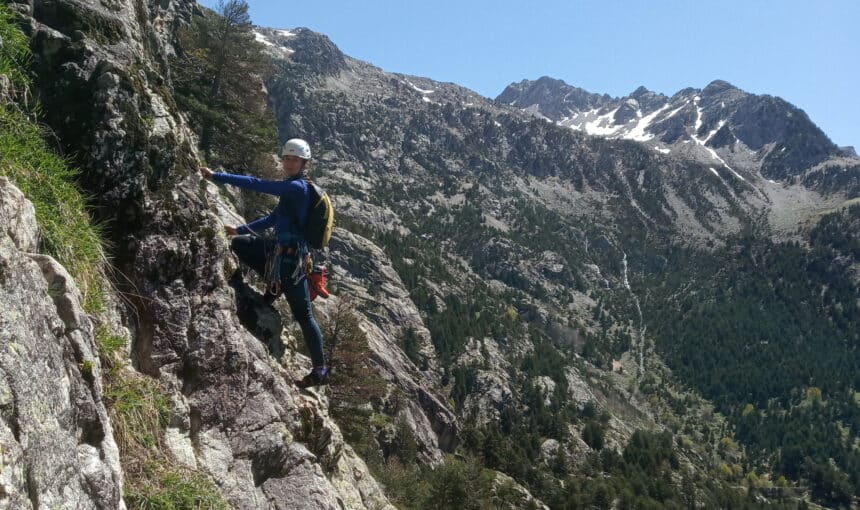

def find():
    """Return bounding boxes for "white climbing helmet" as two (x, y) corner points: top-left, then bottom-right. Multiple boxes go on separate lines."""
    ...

(281, 138), (312, 159)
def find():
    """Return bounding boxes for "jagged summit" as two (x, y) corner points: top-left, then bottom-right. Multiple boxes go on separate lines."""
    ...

(254, 26), (346, 75)
(286, 28), (345, 74)
(702, 79), (737, 93)
(628, 85), (668, 112)
(496, 76), (610, 121)
(496, 75), (854, 188)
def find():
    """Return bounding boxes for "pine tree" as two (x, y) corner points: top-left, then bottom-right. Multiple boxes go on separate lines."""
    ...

(172, 0), (277, 172)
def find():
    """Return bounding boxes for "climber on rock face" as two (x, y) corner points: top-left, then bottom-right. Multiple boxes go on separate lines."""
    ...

(200, 138), (329, 389)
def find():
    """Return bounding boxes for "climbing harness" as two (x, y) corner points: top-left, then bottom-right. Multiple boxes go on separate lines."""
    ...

(264, 244), (302, 297)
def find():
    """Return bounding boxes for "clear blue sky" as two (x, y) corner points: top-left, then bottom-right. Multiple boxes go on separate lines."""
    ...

(200, 0), (859, 148)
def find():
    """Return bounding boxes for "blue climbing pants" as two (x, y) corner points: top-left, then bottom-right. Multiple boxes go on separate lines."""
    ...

(230, 235), (326, 367)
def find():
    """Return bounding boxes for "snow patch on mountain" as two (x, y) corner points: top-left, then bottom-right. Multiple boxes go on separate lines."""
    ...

(693, 98), (703, 132)
(728, 168), (747, 182)
(254, 30), (274, 46)
(557, 97), (701, 157)
(703, 120), (726, 144)
(584, 108), (623, 136)
(664, 102), (688, 121)
(406, 80), (435, 94)
(625, 103), (671, 142)
(523, 104), (552, 122)
(253, 30), (295, 55)
(690, 102), (738, 176)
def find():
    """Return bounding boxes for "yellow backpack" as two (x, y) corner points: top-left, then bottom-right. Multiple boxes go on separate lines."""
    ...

(305, 181), (334, 249)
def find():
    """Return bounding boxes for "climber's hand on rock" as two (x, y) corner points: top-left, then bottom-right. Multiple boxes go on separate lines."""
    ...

(224, 225), (238, 236)
(199, 166), (214, 180)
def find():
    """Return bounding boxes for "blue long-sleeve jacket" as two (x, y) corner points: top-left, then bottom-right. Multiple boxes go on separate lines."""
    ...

(212, 171), (310, 246)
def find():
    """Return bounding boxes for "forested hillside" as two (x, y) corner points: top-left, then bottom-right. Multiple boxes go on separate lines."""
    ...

(645, 207), (860, 507)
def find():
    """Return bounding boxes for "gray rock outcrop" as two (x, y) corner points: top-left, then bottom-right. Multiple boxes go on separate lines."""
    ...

(324, 227), (457, 461)
(0, 176), (124, 509)
(457, 337), (515, 426)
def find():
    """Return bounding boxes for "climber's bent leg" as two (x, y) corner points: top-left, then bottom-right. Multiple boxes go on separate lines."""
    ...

(230, 235), (268, 277)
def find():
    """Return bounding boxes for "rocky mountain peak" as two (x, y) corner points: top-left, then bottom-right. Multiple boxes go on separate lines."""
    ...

(629, 85), (668, 112)
(630, 85), (651, 96)
(697, 79), (746, 110)
(534, 75), (568, 88)
(671, 86), (700, 100)
(279, 27), (346, 75)
(496, 76), (610, 119)
(701, 79), (737, 94)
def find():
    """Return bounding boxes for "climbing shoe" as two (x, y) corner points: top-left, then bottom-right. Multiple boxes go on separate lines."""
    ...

(295, 366), (330, 389)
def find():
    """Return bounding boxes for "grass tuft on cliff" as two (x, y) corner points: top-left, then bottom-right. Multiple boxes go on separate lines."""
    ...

(0, 105), (107, 310)
(0, 4), (106, 312)
(0, 5), (30, 93)
(97, 327), (227, 509)
(125, 469), (228, 510)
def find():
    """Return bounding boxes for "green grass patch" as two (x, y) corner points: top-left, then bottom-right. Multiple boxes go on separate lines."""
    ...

(0, 5), (30, 94)
(104, 367), (171, 451)
(101, 361), (228, 509)
(95, 324), (127, 365)
(1, 4), (107, 313)
(125, 466), (227, 510)
(0, 104), (107, 312)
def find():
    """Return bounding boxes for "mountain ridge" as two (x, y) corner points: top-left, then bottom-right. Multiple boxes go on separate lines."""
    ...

(496, 75), (858, 195)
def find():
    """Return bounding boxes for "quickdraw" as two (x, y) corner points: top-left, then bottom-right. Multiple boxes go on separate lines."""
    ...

(263, 244), (330, 301)
(264, 248), (282, 297)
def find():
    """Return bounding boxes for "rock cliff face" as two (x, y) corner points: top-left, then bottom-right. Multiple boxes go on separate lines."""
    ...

(0, 176), (124, 509)
(324, 228), (457, 460)
(7, 0), (396, 507)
